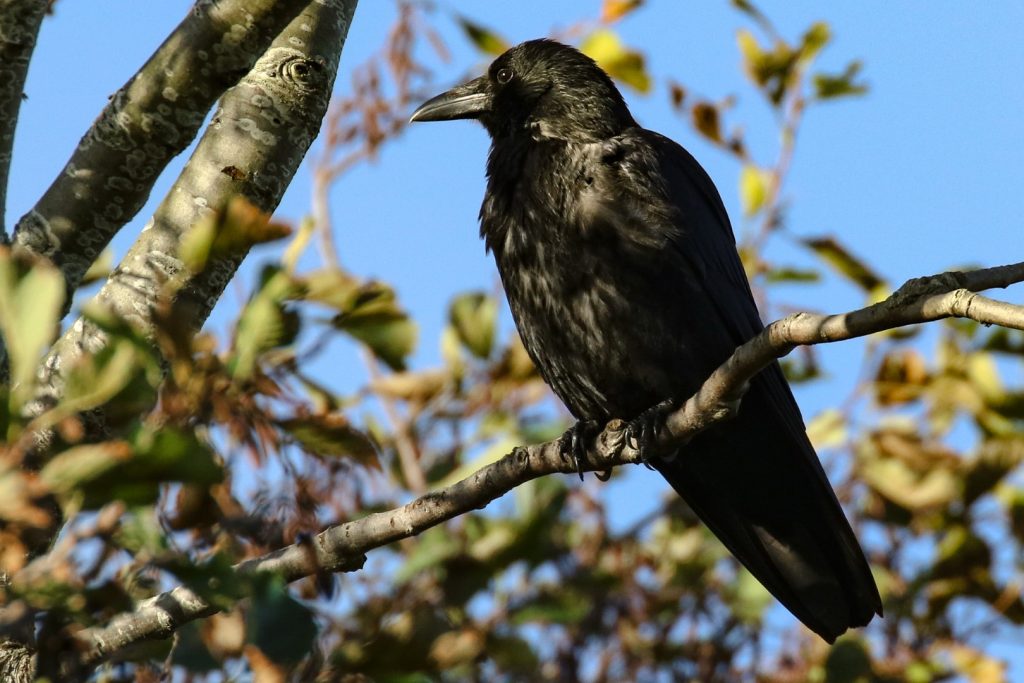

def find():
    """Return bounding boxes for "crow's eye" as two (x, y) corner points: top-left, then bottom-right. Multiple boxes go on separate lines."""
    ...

(496, 67), (514, 85)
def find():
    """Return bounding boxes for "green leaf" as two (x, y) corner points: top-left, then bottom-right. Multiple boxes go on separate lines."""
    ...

(0, 249), (65, 412)
(230, 266), (303, 380)
(247, 581), (315, 663)
(764, 266), (820, 284)
(511, 587), (590, 626)
(332, 281), (417, 371)
(130, 424), (223, 485)
(342, 316), (416, 371)
(302, 268), (362, 311)
(580, 29), (651, 93)
(814, 60), (868, 100)
(278, 414), (377, 466)
(824, 636), (872, 683)
(397, 527), (462, 583)
(55, 303), (163, 427)
(802, 236), (887, 299)
(457, 17), (509, 56)
(449, 292), (497, 359)
(171, 622), (220, 672)
(739, 164), (771, 216)
(729, 568), (772, 624)
(41, 425), (222, 508)
(161, 553), (245, 611)
(931, 525), (991, 580)
(487, 634), (540, 674)
(40, 442), (132, 498)
(114, 507), (169, 556)
(181, 196), (291, 274)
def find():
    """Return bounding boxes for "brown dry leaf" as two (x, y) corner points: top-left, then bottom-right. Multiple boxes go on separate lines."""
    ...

(204, 610), (246, 659)
(601, 0), (643, 23)
(245, 644), (288, 683)
(430, 629), (485, 668)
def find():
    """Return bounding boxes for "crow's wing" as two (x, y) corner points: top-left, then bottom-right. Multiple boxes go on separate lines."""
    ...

(601, 128), (882, 641)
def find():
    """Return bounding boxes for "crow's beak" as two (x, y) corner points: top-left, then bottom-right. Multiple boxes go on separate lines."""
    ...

(410, 76), (492, 123)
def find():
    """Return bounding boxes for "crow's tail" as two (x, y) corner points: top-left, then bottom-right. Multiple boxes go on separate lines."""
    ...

(653, 365), (882, 642)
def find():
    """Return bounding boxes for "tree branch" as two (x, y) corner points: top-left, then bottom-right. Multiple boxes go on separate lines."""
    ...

(25, 0), (359, 453)
(9, 0), (310, 296)
(72, 260), (1024, 664)
(0, 0), (47, 240)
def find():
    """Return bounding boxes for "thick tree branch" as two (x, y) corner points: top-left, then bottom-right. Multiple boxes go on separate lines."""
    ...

(3, 0), (359, 677)
(25, 0), (359, 452)
(9, 0), (310, 296)
(72, 261), (1024, 664)
(0, 0), (47, 240)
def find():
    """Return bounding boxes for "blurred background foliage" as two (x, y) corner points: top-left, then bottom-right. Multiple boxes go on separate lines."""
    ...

(1, 0), (1022, 681)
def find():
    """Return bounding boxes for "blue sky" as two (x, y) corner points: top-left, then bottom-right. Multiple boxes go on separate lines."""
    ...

(7, 0), (1024, 673)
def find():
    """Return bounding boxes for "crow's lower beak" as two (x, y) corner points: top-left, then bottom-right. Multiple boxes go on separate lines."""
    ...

(410, 76), (491, 123)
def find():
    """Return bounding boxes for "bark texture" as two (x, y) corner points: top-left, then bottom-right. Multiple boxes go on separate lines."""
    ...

(0, 0), (47, 238)
(10, 0), (310, 295)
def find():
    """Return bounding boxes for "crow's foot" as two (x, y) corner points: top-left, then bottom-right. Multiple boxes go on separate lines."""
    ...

(559, 419), (602, 481)
(625, 399), (678, 468)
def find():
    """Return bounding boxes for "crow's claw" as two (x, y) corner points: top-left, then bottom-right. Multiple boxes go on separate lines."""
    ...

(625, 399), (677, 469)
(559, 419), (601, 481)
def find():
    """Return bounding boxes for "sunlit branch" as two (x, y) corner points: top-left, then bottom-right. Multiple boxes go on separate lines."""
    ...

(74, 259), (1024, 664)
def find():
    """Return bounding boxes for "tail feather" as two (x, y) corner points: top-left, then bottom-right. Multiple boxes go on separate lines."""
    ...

(654, 366), (882, 642)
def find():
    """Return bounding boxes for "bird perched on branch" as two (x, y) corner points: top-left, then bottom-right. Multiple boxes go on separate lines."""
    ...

(411, 39), (881, 642)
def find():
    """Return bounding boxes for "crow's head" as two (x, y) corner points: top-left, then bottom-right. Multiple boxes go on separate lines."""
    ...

(411, 39), (635, 142)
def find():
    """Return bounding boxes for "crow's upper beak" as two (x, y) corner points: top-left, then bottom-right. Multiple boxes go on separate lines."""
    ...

(410, 75), (492, 123)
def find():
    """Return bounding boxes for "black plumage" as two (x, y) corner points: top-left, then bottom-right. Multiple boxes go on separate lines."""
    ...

(411, 39), (881, 642)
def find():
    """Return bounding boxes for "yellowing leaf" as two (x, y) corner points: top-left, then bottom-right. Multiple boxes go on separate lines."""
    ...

(370, 369), (448, 403)
(966, 352), (1005, 404)
(739, 164), (771, 216)
(282, 216), (315, 275)
(81, 247), (114, 286)
(799, 22), (830, 62)
(0, 249), (64, 412)
(580, 29), (651, 93)
(40, 442), (132, 496)
(434, 437), (517, 490)
(949, 643), (1007, 683)
(861, 457), (958, 511)
(802, 236), (887, 299)
(806, 409), (847, 449)
(457, 17), (509, 56)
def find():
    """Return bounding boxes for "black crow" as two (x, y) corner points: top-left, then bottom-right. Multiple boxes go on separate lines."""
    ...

(411, 39), (881, 642)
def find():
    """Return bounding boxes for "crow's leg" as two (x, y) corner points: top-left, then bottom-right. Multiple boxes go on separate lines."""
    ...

(558, 419), (602, 481)
(625, 398), (678, 468)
